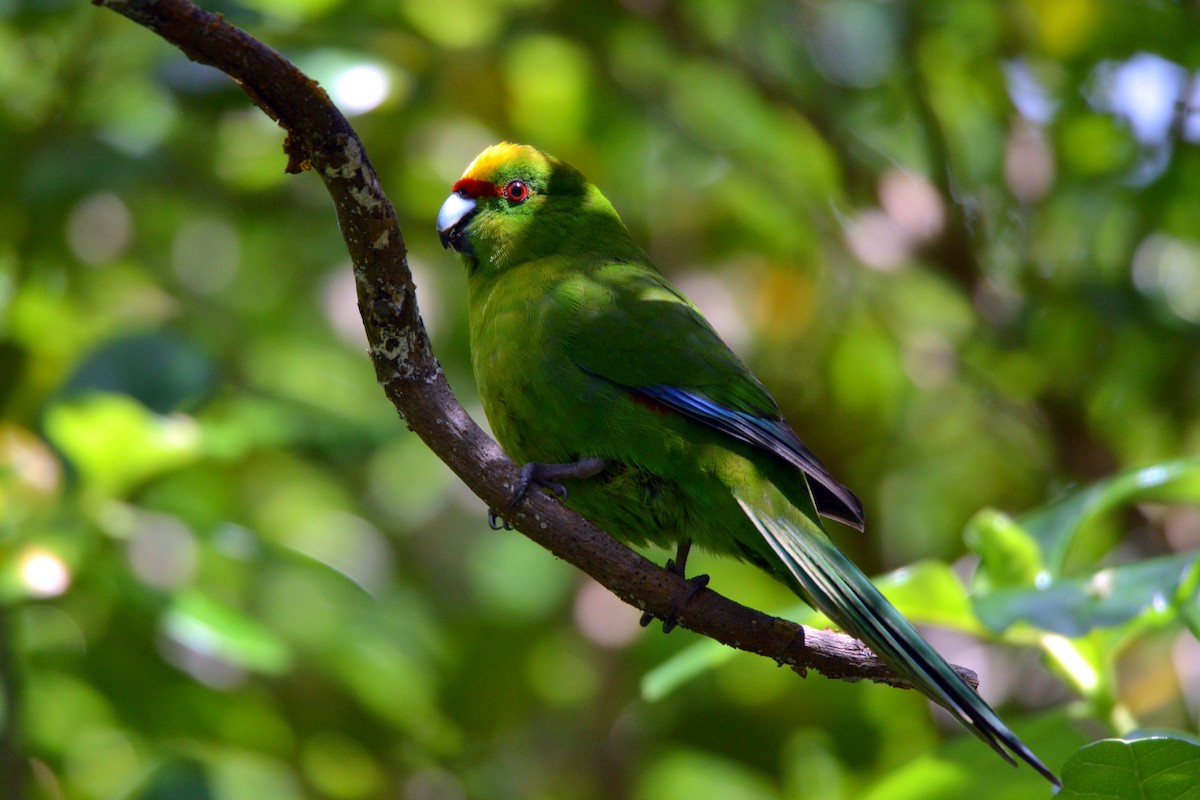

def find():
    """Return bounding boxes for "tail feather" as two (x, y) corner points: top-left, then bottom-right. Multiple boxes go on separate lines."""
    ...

(733, 487), (1060, 786)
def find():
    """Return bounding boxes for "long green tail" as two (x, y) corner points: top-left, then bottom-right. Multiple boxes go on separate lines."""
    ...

(733, 485), (1060, 786)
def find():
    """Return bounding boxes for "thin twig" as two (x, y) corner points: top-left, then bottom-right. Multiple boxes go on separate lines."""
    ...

(90, 0), (981, 692)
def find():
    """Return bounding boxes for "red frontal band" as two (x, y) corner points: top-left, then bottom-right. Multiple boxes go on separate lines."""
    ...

(451, 178), (501, 198)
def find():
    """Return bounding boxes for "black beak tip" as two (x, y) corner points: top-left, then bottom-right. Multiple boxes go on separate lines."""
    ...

(438, 223), (474, 256)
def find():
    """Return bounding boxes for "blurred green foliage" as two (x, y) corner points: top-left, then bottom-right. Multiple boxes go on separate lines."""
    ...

(1058, 736), (1200, 800)
(2, 0), (1200, 798)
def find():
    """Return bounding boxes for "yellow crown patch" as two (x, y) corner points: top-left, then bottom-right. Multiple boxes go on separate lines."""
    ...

(462, 142), (542, 181)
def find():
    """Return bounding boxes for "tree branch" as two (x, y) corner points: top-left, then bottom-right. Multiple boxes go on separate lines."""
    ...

(91, 0), (980, 692)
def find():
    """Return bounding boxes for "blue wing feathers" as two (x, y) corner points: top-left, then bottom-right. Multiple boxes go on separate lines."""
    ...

(637, 385), (866, 529)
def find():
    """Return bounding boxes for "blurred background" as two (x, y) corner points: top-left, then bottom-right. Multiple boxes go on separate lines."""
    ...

(2, 0), (1199, 797)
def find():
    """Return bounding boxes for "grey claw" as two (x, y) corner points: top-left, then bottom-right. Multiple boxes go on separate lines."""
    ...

(488, 509), (513, 530)
(505, 463), (538, 511)
(644, 572), (709, 634)
(507, 461), (586, 509)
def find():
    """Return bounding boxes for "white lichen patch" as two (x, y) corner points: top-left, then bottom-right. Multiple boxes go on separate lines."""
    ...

(324, 136), (364, 180)
(373, 335), (410, 362)
(349, 184), (382, 212)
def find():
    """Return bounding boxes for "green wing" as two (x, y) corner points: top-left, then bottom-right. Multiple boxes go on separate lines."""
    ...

(563, 262), (772, 406)
(560, 260), (864, 529)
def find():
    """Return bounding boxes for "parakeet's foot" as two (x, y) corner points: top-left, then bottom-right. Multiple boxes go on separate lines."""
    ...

(640, 573), (710, 633)
(640, 540), (709, 633)
(506, 457), (607, 510)
(487, 509), (514, 530)
(666, 539), (694, 577)
(488, 457), (607, 529)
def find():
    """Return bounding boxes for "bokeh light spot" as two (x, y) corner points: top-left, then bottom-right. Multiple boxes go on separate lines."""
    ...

(574, 578), (642, 648)
(20, 548), (70, 598)
(172, 216), (240, 295)
(845, 211), (910, 272)
(127, 512), (197, 590)
(67, 193), (133, 266)
(1133, 233), (1200, 322)
(1004, 59), (1059, 125)
(878, 169), (944, 243)
(1090, 52), (1187, 145)
(331, 65), (390, 116)
(1005, 119), (1056, 202)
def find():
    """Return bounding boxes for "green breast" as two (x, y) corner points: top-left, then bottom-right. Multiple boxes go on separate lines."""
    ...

(468, 258), (596, 465)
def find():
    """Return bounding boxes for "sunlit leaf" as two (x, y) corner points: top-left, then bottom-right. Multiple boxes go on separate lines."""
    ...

(399, 0), (502, 48)
(207, 751), (304, 800)
(504, 35), (590, 149)
(44, 393), (202, 497)
(235, 0), (345, 24)
(324, 638), (461, 753)
(966, 509), (1045, 592)
(974, 552), (1198, 636)
(780, 731), (846, 800)
(299, 731), (384, 800)
(1177, 558), (1200, 640)
(163, 589), (292, 676)
(874, 559), (982, 634)
(466, 531), (576, 621)
(641, 637), (738, 703)
(1019, 457), (1200, 575)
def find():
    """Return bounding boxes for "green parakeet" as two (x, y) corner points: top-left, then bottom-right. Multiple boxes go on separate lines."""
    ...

(437, 142), (1058, 785)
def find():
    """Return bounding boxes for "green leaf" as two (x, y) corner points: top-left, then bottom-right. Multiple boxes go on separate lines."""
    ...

(966, 458), (1200, 636)
(136, 757), (213, 800)
(1059, 737), (1200, 800)
(966, 509), (1045, 592)
(44, 393), (202, 497)
(780, 731), (846, 800)
(163, 590), (292, 676)
(640, 637), (739, 703)
(973, 552), (1198, 636)
(634, 748), (779, 800)
(63, 332), (216, 414)
(1177, 557), (1200, 640)
(1019, 457), (1200, 576)
(873, 559), (983, 635)
(641, 603), (821, 702)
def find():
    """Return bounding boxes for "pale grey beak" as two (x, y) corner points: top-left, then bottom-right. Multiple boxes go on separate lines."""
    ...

(437, 192), (477, 254)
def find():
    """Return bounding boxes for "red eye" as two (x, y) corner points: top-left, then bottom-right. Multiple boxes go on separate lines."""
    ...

(504, 180), (530, 204)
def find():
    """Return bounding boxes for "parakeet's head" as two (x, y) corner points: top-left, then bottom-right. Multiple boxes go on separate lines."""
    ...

(438, 143), (634, 273)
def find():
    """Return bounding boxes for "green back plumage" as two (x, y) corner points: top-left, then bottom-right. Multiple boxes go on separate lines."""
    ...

(564, 262), (782, 418)
(441, 143), (1058, 785)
